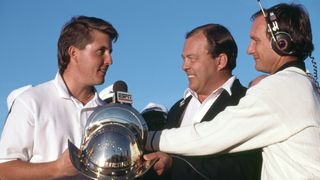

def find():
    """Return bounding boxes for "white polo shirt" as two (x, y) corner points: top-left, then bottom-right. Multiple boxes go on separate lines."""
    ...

(0, 73), (105, 163)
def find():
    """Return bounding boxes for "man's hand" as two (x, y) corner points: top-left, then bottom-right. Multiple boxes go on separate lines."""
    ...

(144, 151), (172, 175)
(0, 149), (79, 179)
(54, 149), (78, 177)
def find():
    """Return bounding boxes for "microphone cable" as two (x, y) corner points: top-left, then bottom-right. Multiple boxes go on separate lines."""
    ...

(306, 55), (320, 93)
(170, 154), (210, 180)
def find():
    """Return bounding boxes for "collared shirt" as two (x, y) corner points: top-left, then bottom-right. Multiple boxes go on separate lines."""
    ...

(180, 76), (235, 127)
(0, 72), (105, 163)
(147, 67), (320, 179)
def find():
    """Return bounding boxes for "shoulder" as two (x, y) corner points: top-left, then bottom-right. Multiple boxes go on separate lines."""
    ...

(245, 68), (315, 109)
(252, 68), (310, 94)
(231, 79), (247, 99)
(165, 96), (192, 128)
(168, 96), (191, 114)
(17, 80), (56, 104)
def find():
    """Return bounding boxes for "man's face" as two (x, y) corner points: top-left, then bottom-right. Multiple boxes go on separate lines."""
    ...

(74, 30), (113, 86)
(182, 32), (220, 96)
(247, 15), (279, 74)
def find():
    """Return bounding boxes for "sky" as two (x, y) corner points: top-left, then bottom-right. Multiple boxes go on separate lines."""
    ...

(0, 0), (319, 132)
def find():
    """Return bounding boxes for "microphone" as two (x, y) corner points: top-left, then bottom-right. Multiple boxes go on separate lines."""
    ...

(113, 80), (132, 105)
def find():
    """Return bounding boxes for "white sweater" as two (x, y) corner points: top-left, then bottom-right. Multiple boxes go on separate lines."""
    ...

(148, 67), (320, 179)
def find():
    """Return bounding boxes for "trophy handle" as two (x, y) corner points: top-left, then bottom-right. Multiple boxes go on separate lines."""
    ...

(68, 140), (80, 168)
(68, 140), (98, 179)
(135, 157), (159, 178)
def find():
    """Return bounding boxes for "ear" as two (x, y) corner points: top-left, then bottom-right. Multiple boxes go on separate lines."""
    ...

(217, 53), (228, 70)
(68, 46), (78, 64)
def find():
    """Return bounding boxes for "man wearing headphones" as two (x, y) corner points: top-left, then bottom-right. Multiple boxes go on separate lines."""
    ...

(145, 3), (320, 179)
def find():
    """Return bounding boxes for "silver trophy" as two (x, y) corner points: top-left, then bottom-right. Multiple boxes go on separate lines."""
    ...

(68, 104), (157, 179)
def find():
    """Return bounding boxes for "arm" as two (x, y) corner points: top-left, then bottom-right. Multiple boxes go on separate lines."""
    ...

(0, 150), (78, 180)
(0, 96), (78, 179)
(146, 90), (293, 155)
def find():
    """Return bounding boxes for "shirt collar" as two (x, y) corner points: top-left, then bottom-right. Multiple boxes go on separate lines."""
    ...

(53, 72), (105, 106)
(53, 72), (71, 99)
(275, 60), (306, 73)
(183, 76), (236, 99)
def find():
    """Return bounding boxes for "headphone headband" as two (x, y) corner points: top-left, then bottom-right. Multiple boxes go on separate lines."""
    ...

(257, 0), (295, 56)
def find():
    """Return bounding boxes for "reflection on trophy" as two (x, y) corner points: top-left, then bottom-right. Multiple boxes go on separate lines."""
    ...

(68, 104), (157, 179)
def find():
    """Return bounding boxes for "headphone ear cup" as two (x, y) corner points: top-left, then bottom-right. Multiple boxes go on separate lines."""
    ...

(271, 32), (294, 55)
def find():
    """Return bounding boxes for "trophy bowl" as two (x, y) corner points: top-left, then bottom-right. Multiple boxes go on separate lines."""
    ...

(68, 104), (157, 180)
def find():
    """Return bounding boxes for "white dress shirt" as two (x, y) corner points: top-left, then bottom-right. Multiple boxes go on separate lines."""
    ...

(180, 76), (235, 127)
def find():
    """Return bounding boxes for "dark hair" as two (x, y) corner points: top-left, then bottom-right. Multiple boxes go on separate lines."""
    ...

(251, 3), (313, 60)
(186, 24), (237, 70)
(57, 16), (119, 74)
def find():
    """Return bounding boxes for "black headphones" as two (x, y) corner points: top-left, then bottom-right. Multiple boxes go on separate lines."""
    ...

(257, 0), (295, 56)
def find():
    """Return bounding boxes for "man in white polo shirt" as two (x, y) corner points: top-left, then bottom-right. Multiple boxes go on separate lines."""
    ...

(0, 16), (118, 179)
